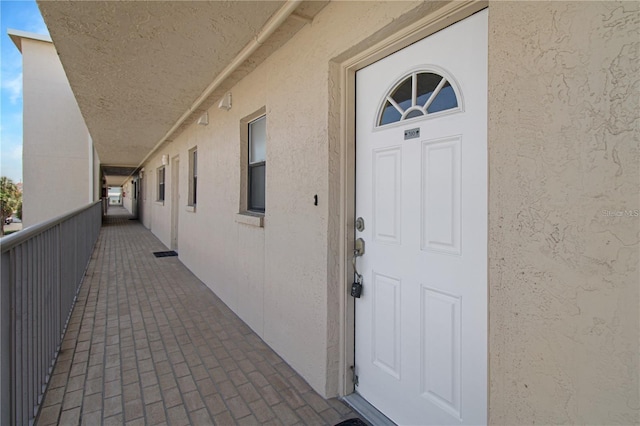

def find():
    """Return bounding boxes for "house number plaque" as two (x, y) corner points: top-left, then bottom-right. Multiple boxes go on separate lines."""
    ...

(404, 128), (420, 140)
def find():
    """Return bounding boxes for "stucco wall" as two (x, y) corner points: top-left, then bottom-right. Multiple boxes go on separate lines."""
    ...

(21, 38), (93, 227)
(137, 0), (639, 417)
(488, 2), (639, 424)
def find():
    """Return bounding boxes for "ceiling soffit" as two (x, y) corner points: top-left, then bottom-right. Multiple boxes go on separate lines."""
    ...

(164, 2), (330, 152)
(37, 1), (321, 169)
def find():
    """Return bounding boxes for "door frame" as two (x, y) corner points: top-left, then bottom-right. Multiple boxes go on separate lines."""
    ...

(171, 155), (180, 251)
(334, 0), (488, 397)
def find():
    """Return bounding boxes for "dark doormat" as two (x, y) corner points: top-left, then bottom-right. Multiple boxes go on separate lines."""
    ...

(335, 419), (368, 426)
(153, 251), (178, 258)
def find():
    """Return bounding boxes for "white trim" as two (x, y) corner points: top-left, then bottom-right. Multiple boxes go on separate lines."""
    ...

(235, 212), (264, 228)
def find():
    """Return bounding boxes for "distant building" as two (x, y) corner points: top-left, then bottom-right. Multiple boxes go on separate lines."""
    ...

(107, 186), (122, 205)
(8, 29), (100, 228)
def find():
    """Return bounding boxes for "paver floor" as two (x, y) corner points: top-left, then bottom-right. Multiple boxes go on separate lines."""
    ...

(35, 207), (361, 425)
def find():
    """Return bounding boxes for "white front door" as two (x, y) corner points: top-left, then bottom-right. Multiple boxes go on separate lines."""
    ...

(354, 10), (488, 425)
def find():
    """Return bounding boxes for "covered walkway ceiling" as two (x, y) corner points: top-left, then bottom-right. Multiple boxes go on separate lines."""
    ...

(101, 166), (138, 187)
(37, 0), (327, 182)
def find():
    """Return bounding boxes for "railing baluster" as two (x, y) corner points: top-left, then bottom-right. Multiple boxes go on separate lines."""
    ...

(31, 235), (37, 418)
(33, 236), (39, 418)
(16, 243), (24, 425)
(54, 224), (60, 358)
(37, 233), (43, 408)
(39, 234), (45, 406)
(24, 239), (31, 425)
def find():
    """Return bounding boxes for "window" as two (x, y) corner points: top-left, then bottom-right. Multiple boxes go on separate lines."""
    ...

(248, 115), (266, 212)
(237, 107), (266, 225)
(157, 166), (165, 201)
(188, 147), (197, 206)
(378, 70), (460, 126)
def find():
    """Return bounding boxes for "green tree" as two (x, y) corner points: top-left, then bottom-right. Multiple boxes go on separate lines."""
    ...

(1, 176), (20, 235)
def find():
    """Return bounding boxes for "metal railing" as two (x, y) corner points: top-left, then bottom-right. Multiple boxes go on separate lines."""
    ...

(0, 201), (102, 425)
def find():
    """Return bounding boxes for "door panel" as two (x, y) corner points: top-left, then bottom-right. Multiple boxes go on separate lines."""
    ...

(354, 10), (488, 425)
(421, 136), (461, 254)
(373, 147), (402, 244)
(371, 271), (402, 379)
(421, 286), (462, 418)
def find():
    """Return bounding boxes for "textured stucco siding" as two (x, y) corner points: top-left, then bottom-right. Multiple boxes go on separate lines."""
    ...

(488, 2), (639, 424)
(22, 39), (93, 227)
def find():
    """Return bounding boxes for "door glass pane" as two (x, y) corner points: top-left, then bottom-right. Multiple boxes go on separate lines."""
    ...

(416, 73), (442, 107)
(380, 101), (402, 125)
(427, 82), (458, 113)
(249, 116), (266, 164)
(249, 164), (265, 211)
(390, 78), (412, 112)
(405, 110), (424, 119)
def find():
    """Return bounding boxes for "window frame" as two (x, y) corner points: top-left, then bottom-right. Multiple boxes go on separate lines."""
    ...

(238, 107), (267, 222)
(157, 166), (165, 202)
(247, 115), (266, 213)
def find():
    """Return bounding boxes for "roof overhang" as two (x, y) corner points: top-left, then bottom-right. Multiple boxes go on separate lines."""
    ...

(101, 166), (139, 187)
(7, 28), (52, 52)
(37, 0), (327, 182)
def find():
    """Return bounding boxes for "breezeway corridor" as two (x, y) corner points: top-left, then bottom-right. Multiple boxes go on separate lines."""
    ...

(35, 206), (360, 425)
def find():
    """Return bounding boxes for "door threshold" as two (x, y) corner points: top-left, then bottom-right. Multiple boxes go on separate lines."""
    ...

(341, 393), (396, 426)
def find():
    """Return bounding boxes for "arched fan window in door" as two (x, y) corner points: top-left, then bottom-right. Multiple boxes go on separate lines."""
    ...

(378, 70), (461, 126)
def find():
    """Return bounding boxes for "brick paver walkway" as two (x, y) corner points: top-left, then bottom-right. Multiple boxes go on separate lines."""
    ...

(35, 207), (360, 425)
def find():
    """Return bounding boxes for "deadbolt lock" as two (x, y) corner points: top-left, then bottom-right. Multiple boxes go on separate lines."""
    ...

(354, 238), (365, 257)
(355, 217), (365, 232)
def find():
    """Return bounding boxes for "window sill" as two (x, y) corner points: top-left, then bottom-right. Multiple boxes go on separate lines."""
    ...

(185, 205), (196, 213)
(235, 212), (264, 227)
(155, 201), (165, 206)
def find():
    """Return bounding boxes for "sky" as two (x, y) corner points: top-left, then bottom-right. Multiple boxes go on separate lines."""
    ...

(0, 0), (49, 184)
